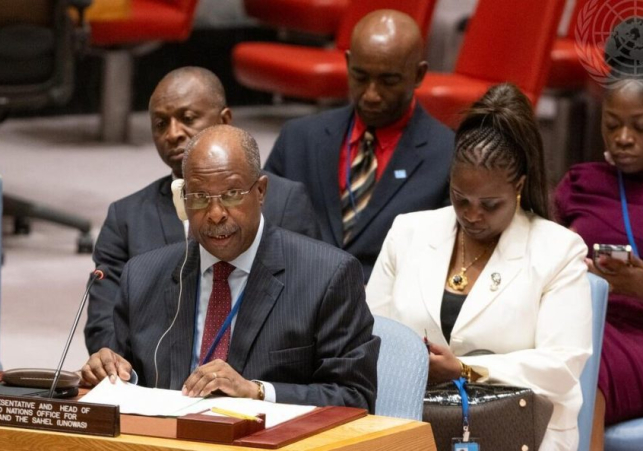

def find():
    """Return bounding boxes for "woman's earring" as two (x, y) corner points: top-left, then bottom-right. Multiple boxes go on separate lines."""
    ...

(516, 193), (521, 213)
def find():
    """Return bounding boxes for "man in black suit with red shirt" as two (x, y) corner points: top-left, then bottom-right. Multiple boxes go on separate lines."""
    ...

(264, 10), (454, 281)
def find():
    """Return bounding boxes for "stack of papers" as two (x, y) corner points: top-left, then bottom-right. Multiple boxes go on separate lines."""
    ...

(80, 378), (316, 428)
(80, 378), (203, 416)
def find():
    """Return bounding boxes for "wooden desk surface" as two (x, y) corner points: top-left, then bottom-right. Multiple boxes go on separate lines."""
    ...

(0, 414), (435, 451)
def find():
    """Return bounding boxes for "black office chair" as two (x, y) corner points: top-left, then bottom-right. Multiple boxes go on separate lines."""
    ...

(0, 0), (94, 253)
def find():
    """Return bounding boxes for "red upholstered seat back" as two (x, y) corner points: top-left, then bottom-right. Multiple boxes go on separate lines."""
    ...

(90, 0), (199, 46)
(455, 0), (565, 97)
(243, 0), (349, 36)
(335, 0), (437, 51)
(158, 0), (199, 39)
(165, 0), (195, 11)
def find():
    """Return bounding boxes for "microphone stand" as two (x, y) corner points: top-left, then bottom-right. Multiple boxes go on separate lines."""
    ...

(47, 269), (104, 399)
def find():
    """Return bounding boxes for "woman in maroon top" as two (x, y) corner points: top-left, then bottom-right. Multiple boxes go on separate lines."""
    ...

(555, 73), (643, 436)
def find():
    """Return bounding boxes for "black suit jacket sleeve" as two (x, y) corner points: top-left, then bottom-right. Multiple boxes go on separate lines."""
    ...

(85, 202), (127, 353)
(271, 255), (379, 411)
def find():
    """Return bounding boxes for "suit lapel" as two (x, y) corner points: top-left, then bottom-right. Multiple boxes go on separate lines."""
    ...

(317, 106), (353, 247)
(158, 176), (185, 245)
(227, 226), (285, 374)
(165, 240), (199, 390)
(452, 211), (530, 334)
(417, 210), (458, 346)
(346, 105), (427, 246)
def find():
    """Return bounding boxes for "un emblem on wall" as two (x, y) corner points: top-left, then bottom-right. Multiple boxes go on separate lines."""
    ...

(575, 0), (643, 86)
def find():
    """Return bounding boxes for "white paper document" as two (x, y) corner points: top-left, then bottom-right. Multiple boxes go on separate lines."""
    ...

(80, 378), (203, 416)
(80, 378), (316, 427)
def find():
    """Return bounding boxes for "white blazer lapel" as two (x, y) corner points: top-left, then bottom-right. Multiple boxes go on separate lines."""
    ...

(452, 210), (530, 335)
(417, 211), (458, 345)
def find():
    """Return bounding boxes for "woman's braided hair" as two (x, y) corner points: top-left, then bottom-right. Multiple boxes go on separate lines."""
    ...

(452, 83), (550, 219)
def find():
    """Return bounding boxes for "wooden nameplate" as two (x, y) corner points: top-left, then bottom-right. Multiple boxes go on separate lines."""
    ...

(234, 406), (367, 449)
(120, 406), (366, 448)
(120, 414), (177, 438)
(177, 411), (266, 444)
(0, 394), (119, 437)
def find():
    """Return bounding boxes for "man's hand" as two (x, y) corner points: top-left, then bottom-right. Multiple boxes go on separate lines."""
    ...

(182, 359), (258, 398)
(586, 254), (643, 299)
(428, 343), (462, 384)
(80, 348), (132, 387)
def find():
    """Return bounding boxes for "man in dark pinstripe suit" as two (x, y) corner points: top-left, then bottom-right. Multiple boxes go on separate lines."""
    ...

(81, 124), (380, 411)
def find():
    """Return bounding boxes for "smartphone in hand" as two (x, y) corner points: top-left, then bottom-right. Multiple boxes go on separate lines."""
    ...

(593, 244), (631, 274)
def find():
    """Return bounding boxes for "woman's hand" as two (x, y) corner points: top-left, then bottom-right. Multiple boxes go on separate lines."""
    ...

(586, 254), (643, 299)
(428, 343), (462, 384)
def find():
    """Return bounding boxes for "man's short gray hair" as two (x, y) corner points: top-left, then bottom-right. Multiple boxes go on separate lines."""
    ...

(182, 125), (261, 180)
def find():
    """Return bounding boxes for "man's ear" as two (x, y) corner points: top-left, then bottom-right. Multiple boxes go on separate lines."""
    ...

(345, 50), (351, 69)
(415, 61), (428, 87)
(220, 107), (232, 125)
(256, 174), (268, 206)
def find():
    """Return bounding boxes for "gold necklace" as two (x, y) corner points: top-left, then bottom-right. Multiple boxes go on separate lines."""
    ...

(447, 229), (494, 292)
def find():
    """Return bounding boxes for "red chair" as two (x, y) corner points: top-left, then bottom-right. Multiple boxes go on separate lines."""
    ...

(415, 0), (566, 130)
(545, 0), (609, 177)
(233, 0), (437, 100)
(89, 0), (199, 141)
(243, 0), (349, 36)
(547, 0), (613, 91)
(547, 0), (591, 91)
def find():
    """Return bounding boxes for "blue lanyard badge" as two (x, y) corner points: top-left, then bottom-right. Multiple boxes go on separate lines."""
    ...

(618, 170), (640, 258)
(199, 289), (246, 365)
(451, 377), (480, 450)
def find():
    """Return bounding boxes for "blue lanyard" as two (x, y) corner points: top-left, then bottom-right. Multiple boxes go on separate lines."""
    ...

(618, 170), (640, 258)
(453, 377), (471, 441)
(345, 117), (358, 216)
(200, 288), (246, 365)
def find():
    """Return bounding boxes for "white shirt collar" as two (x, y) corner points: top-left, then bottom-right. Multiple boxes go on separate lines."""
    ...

(199, 215), (265, 275)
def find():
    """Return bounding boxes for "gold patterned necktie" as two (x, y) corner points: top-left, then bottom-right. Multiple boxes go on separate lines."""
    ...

(341, 128), (377, 243)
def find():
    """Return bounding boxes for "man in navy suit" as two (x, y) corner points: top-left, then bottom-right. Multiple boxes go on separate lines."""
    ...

(81, 125), (379, 411)
(85, 67), (320, 354)
(264, 10), (454, 281)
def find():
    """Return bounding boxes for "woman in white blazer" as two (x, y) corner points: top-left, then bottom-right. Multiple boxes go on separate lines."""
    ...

(367, 84), (592, 450)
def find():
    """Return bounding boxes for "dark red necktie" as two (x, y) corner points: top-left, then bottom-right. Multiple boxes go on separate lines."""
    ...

(199, 261), (235, 364)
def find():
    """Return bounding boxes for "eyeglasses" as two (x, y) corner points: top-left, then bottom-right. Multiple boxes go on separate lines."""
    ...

(184, 179), (258, 209)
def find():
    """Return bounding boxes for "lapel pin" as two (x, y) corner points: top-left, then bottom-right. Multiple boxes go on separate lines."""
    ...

(394, 169), (407, 179)
(490, 272), (501, 291)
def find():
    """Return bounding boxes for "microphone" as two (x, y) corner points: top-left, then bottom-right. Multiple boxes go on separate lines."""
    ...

(47, 269), (105, 399)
